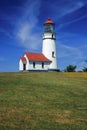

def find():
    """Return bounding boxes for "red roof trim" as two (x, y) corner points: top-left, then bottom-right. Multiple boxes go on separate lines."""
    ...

(44, 18), (54, 25)
(25, 52), (51, 62)
(20, 57), (27, 62)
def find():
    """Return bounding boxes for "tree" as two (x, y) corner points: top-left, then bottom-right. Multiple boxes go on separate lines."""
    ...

(83, 67), (87, 72)
(82, 60), (87, 72)
(64, 65), (76, 72)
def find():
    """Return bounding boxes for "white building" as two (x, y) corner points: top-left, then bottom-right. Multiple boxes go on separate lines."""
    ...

(19, 52), (51, 71)
(19, 18), (58, 72)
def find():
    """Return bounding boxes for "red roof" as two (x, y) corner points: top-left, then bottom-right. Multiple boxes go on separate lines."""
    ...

(44, 18), (54, 24)
(20, 57), (27, 62)
(25, 52), (51, 62)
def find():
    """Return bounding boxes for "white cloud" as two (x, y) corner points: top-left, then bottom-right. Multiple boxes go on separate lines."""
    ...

(20, 0), (41, 24)
(51, 0), (86, 21)
(57, 42), (87, 71)
(58, 43), (82, 59)
(61, 14), (87, 26)
(17, 22), (41, 51)
(61, 1), (84, 16)
(17, 0), (41, 51)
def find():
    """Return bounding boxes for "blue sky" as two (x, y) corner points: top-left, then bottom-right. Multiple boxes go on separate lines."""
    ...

(0, 0), (87, 72)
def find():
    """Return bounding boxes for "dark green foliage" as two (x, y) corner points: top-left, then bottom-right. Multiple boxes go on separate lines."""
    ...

(83, 67), (87, 72)
(64, 65), (76, 72)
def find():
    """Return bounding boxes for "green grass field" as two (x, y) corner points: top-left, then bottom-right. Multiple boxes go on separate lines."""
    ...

(0, 72), (87, 130)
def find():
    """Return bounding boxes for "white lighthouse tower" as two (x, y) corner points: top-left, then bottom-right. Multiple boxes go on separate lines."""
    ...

(42, 18), (58, 71)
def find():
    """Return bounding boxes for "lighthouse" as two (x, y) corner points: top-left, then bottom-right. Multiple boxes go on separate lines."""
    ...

(19, 18), (58, 72)
(42, 18), (58, 71)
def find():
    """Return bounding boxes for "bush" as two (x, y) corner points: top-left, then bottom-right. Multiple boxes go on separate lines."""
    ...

(64, 65), (76, 72)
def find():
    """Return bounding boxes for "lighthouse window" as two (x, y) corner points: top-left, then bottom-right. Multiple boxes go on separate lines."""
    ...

(52, 51), (55, 57)
(42, 62), (44, 68)
(44, 24), (54, 32)
(33, 62), (35, 68)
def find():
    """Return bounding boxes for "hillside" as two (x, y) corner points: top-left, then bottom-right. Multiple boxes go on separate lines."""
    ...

(0, 72), (87, 130)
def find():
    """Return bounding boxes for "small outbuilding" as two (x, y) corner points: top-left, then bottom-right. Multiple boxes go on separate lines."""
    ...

(19, 52), (51, 71)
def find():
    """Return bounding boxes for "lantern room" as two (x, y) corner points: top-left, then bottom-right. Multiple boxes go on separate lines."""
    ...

(44, 18), (55, 33)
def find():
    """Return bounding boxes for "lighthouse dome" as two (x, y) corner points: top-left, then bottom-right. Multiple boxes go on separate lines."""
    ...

(44, 18), (54, 25)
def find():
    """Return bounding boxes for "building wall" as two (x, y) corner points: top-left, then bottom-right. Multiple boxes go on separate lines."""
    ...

(29, 61), (50, 71)
(19, 60), (27, 71)
(19, 60), (23, 71)
(42, 33), (57, 70)
(24, 54), (29, 70)
(19, 54), (51, 71)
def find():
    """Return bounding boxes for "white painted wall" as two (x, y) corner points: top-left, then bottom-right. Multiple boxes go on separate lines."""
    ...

(29, 61), (50, 71)
(19, 60), (27, 71)
(19, 60), (23, 71)
(24, 54), (29, 70)
(42, 33), (58, 70)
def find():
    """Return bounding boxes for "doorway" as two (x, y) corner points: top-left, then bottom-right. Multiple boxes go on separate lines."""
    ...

(23, 63), (26, 71)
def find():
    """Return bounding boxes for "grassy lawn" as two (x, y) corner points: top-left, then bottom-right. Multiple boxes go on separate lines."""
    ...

(0, 72), (87, 130)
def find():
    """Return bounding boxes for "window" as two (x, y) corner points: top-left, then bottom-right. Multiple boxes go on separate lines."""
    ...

(52, 51), (55, 57)
(33, 62), (35, 68)
(44, 24), (54, 32)
(42, 62), (44, 68)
